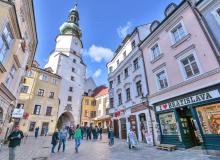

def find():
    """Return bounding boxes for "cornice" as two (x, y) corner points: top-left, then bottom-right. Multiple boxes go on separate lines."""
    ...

(0, 83), (16, 101)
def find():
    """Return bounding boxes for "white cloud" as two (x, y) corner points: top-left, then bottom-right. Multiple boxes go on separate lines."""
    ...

(84, 45), (114, 62)
(93, 69), (102, 78)
(117, 21), (132, 39)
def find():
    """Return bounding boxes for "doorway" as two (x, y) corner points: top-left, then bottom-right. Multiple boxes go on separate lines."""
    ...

(114, 119), (119, 138)
(120, 118), (127, 139)
(41, 122), (49, 136)
(177, 107), (201, 148)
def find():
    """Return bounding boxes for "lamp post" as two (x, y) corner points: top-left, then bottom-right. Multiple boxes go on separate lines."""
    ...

(141, 94), (155, 146)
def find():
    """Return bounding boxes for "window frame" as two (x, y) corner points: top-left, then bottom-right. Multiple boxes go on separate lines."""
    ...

(154, 68), (169, 90)
(33, 105), (41, 115)
(151, 43), (161, 60)
(133, 58), (139, 70)
(136, 80), (142, 97)
(118, 93), (122, 106)
(37, 89), (45, 96)
(131, 40), (136, 49)
(20, 85), (29, 93)
(126, 88), (131, 101)
(46, 106), (52, 116)
(169, 21), (187, 45)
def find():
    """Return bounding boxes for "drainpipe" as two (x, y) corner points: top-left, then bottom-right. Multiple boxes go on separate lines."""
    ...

(137, 29), (155, 146)
(79, 96), (84, 126)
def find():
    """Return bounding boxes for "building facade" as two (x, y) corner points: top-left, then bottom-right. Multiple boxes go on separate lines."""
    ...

(93, 87), (111, 132)
(45, 4), (88, 127)
(0, 0), (37, 139)
(140, 1), (220, 153)
(18, 61), (61, 136)
(81, 96), (96, 126)
(107, 25), (154, 144)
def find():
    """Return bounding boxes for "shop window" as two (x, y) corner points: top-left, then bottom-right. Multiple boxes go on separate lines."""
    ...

(196, 103), (220, 134)
(159, 112), (178, 135)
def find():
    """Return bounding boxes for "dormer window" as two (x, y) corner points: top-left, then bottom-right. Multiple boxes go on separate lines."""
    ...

(164, 3), (177, 17)
(123, 51), (126, 58)
(109, 66), (113, 73)
(150, 20), (160, 32)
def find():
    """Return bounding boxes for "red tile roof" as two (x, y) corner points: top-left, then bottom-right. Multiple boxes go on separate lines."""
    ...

(91, 85), (108, 97)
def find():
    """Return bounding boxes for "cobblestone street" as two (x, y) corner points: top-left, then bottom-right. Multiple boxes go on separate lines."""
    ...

(0, 135), (219, 160)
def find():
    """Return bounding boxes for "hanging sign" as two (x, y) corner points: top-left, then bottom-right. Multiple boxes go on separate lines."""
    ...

(156, 89), (220, 112)
(12, 108), (24, 118)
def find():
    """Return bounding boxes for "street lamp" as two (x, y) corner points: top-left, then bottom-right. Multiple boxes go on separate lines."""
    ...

(141, 93), (155, 146)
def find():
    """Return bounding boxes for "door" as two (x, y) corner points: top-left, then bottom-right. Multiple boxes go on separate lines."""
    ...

(120, 118), (127, 139)
(41, 122), (49, 136)
(177, 108), (200, 148)
(129, 115), (138, 139)
(114, 119), (119, 138)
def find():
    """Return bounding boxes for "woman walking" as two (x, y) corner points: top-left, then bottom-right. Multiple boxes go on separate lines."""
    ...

(51, 129), (59, 153)
(74, 125), (82, 153)
(108, 126), (114, 146)
(127, 128), (138, 149)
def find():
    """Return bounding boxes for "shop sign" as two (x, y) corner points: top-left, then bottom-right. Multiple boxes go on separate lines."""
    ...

(156, 89), (220, 112)
(131, 104), (148, 113)
(12, 108), (24, 118)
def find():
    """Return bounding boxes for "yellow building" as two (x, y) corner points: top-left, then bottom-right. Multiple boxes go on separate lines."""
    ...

(17, 61), (61, 136)
(0, 0), (37, 139)
(81, 96), (96, 126)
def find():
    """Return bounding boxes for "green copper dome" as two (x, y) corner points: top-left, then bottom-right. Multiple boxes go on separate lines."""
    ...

(59, 4), (82, 38)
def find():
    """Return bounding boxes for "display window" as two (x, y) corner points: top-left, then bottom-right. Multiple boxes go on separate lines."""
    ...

(196, 103), (220, 134)
(159, 112), (178, 135)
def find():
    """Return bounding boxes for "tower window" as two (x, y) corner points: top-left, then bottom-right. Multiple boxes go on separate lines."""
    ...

(73, 59), (76, 63)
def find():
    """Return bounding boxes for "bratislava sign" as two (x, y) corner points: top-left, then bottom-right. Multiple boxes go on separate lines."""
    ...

(156, 89), (220, 111)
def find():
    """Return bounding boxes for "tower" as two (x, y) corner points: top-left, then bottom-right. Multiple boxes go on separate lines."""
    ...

(45, 4), (86, 127)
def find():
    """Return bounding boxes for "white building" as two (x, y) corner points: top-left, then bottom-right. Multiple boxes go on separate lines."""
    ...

(107, 24), (155, 144)
(45, 4), (95, 127)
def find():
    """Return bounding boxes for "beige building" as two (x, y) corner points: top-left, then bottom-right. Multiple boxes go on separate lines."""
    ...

(0, 0), (37, 139)
(17, 61), (61, 136)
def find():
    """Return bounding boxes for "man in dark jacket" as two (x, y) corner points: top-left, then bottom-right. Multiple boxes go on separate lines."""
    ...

(51, 129), (59, 153)
(7, 125), (24, 160)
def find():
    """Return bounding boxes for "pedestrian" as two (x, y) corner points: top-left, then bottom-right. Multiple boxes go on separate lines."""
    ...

(127, 128), (138, 149)
(74, 124), (82, 153)
(34, 127), (39, 139)
(80, 126), (84, 140)
(98, 125), (103, 140)
(86, 125), (92, 140)
(58, 127), (67, 152)
(7, 125), (24, 160)
(45, 127), (48, 136)
(68, 126), (73, 140)
(51, 129), (59, 153)
(108, 126), (114, 146)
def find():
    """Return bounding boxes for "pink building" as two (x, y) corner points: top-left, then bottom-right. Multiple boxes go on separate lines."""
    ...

(140, 1), (220, 153)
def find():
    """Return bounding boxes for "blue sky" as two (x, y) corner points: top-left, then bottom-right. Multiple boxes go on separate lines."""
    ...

(33, 0), (180, 86)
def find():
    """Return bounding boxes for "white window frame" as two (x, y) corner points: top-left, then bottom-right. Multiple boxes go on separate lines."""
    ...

(150, 42), (161, 61)
(212, 4), (220, 26)
(154, 68), (169, 91)
(169, 20), (188, 45)
(177, 49), (202, 80)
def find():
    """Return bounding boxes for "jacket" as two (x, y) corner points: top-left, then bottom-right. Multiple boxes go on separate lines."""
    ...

(74, 128), (82, 139)
(7, 130), (24, 148)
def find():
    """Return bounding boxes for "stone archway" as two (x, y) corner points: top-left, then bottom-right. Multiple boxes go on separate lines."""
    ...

(57, 112), (74, 129)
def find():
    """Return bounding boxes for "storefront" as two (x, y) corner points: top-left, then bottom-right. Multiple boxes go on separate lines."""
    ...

(154, 84), (220, 151)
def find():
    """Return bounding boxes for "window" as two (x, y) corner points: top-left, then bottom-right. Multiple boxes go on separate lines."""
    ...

(118, 93), (122, 105)
(117, 60), (119, 66)
(69, 87), (73, 92)
(159, 112), (178, 135)
(40, 74), (48, 81)
(5, 65), (16, 87)
(124, 68), (129, 78)
(151, 44), (161, 60)
(33, 105), (41, 115)
(84, 110), (88, 117)
(196, 103), (220, 135)
(71, 76), (75, 81)
(180, 54), (200, 79)
(110, 98), (114, 108)
(20, 85), (29, 93)
(171, 23), (186, 43)
(46, 106), (52, 116)
(212, 7), (220, 25)
(91, 100), (96, 106)
(91, 111), (96, 118)
(72, 67), (75, 73)
(49, 92), (54, 98)
(68, 96), (72, 102)
(26, 70), (33, 77)
(136, 81), (142, 96)
(109, 81), (113, 89)
(218, 8), (220, 16)
(29, 122), (36, 131)
(98, 99), (102, 105)
(0, 24), (13, 63)
(109, 67), (113, 73)
(126, 88), (131, 101)
(133, 58), (139, 70)
(117, 75), (121, 84)
(37, 89), (44, 96)
(85, 99), (89, 105)
(52, 78), (57, 85)
(131, 40), (136, 49)
(73, 59), (76, 63)
(156, 70), (168, 89)
(123, 51), (126, 58)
